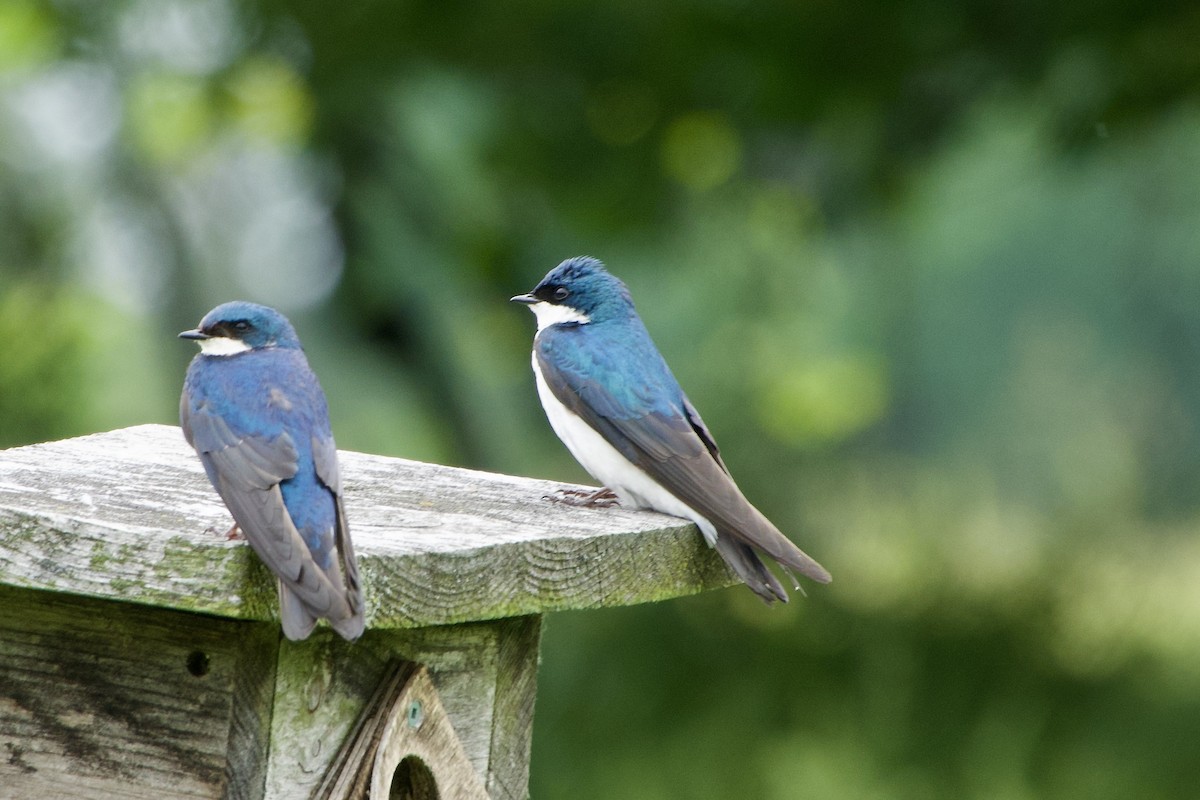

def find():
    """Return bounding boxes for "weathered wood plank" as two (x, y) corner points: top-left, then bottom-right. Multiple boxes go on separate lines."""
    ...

(0, 584), (277, 799)
(0, 587), (540, 799)
(262, 621), (531, 799)
(316, 660), (490, 800)
(0, 424), (750, 800)
(486, 616), (541, 800)
(367, 663), (491, 799)
(224, 622), (280, 800)
(0, 425), (737, 628)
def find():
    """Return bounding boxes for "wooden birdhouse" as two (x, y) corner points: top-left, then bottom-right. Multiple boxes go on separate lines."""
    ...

(0, 425), (736, 799)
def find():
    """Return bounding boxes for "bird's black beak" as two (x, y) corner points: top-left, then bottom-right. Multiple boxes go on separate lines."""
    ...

(510, 293), (537, 305)
(178, 328), (210, 340)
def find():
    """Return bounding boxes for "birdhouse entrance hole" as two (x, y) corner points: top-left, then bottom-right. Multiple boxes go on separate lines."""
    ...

(389, 755), (439, 800)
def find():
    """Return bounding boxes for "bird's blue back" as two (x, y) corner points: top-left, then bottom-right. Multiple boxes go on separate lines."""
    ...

(184, 347), (337, 568)
(527, 255), (689, 421)
(537, 311), (687, 422)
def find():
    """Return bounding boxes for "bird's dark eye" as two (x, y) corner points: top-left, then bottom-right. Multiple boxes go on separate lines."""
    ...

(232, 320), (251, 333)
(552, 286), (570, 302)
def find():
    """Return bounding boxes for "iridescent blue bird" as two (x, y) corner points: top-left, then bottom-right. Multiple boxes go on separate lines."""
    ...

(180, 301), (364, 640)
(512, 257), (831, 602)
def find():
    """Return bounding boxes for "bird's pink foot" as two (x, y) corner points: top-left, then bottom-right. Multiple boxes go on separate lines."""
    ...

(207, 522), (242, 540)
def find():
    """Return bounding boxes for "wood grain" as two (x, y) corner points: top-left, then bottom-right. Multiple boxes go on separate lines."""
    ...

(314, 660), (490, 800)
(0, 585), (539, 799)
(0, 584), (277, 799)
(486, 616), (541, 800)
(367, 663), (491, 799)
(0, 424), (738, 629)
(262, 620), (529, 800)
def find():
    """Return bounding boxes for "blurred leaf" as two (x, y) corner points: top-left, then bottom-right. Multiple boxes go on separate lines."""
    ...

(755, 353), (889, 447)
(0, 282), (91, 446)
(126, 71), (214, 165)
(0, 0), (58, 74)
(226, 56), (314, 146)
(661, 111), (742, 190)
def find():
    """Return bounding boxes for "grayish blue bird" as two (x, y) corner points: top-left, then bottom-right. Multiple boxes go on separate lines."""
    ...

(180, 301), (365, 640)
(512, 257), (831, 602)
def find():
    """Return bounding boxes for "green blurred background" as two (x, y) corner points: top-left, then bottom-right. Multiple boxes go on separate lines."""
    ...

(3, 0), (1200, 796)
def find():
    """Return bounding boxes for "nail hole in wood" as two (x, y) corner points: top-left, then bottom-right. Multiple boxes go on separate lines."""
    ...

(186, 650), (210, 677)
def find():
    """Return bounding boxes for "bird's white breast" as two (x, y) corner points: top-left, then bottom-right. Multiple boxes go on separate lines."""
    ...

(531, 351), (718, 545)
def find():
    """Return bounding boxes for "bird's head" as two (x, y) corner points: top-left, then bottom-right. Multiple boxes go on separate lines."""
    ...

(179, 301), (302, 356)
(510, 256), (634, 331)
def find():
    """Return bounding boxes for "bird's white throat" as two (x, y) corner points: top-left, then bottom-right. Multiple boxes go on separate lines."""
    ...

(198, 337), (252, 356)
(528, 301), (590, 332)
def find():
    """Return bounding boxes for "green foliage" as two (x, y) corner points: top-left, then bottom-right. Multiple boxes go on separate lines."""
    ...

(0, 0), (58, 74)
(0, 283), (91, 447)
(1, 0), (1199, 797)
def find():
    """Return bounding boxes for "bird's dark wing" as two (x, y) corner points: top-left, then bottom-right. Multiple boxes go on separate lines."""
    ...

(182, 403), (360, 636)
(681, 394), (728, 474)
(536, 340), (830, 594)
(310, 433), (365, 640)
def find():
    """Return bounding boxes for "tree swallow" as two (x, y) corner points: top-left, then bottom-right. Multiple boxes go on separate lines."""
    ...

(180, 301), (365, 640)
(512, 257), (831, 602)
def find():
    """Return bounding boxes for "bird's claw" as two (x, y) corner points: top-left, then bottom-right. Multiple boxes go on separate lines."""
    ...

(544, 487), (620, 508)
(208, 522), (242, 540)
